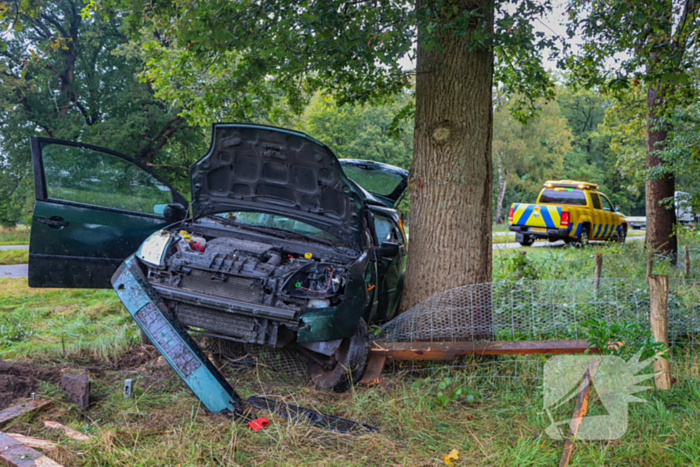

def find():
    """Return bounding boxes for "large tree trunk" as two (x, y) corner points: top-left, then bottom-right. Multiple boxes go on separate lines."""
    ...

(401, 0), (494, 317)
(495, 159), (507, 224)
(645, 81), (677, 260)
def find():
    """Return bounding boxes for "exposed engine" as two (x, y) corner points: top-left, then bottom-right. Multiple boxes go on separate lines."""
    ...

(144, 227), (348, 346)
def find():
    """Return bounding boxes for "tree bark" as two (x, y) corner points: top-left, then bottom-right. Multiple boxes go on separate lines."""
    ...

(645, 80), (677, 260)
(495, 159), (506, 224)
(402, 0), (494, 317)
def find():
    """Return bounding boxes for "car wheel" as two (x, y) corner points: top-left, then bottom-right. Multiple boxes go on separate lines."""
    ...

(575, 226), (590, 248)
(308, 319), (369, 392)
(519, 236), (535, 247)
(616, 226), (627, 243)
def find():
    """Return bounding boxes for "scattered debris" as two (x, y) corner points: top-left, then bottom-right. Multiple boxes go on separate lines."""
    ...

(0, 432), (63, 466)
(247, 396), (377, 434)
(4, 433), (57, 450)
(247, 417), (269, 431)
(123, 379), (134, 399)
(0, 399), (53, 427)
(43, 421), (91, 441)
(60, 374), (90, 409)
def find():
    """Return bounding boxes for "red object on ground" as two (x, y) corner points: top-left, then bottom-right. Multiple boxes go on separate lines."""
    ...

(247, 417), (269, 431)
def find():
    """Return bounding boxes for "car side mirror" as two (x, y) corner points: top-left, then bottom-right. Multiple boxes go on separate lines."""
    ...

(614, 206), (619, 212)
(371, 241), (399, 259)
(162, 203), (188, 221)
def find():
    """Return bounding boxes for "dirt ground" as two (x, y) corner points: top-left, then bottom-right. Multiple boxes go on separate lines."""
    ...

(0, 346), (162, 409)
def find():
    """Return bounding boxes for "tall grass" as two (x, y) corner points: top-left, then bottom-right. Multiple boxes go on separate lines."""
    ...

(0, 225), (31, 245)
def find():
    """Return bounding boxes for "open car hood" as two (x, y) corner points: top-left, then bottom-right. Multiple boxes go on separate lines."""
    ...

(190, 124), (366, 250)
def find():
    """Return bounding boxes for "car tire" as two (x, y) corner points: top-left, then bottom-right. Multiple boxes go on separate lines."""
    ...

(574, 226), (590, 248)
(308, 318), (369, 393)
(519, 236), (535, 247)
(616, 226), (627, 243)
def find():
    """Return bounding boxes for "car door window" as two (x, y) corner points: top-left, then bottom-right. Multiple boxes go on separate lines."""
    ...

(373, 214), (401, 245)
(590, 193), (602, 210)
(600, 195), (614, 212)
(42, 142), (172, 214)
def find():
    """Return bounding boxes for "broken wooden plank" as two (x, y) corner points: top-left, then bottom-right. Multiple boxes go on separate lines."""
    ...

(5, 434), (56, 451)
(43, 421), (90, 441)
(0, 432), (63, 467)
(0, 400), (53, 428)
(559, 365), (593, 467)
(371, 339), (596, 361)
(359, 354), (386, 386)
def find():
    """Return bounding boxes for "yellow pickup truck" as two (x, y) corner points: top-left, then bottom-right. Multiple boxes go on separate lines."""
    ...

(508, 180), (628, 247)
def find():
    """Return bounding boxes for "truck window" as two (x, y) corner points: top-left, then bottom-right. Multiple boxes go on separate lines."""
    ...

(590, 193), (603, 210)
(600, 195), (614, 211)
(538, 188), (587, 206)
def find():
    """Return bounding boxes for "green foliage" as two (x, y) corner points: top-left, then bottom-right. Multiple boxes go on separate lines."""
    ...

(0, 0), (205, 219)
(411, 376), (480, 407)
(494, 251), (539, 281)
(583, 318), (666, 362)
(492, 89), (571, 217)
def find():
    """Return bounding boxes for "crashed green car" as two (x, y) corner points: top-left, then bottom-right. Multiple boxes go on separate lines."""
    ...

(28, 123), (408, 392)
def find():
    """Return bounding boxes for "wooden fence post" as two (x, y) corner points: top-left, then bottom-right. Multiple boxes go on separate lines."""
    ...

(684, 246), (690, 276)
(649, 274), (671, 390)
(594, 253), (603, 290)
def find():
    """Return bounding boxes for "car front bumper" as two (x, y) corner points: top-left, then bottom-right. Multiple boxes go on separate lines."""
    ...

(111, 255), (241, 413)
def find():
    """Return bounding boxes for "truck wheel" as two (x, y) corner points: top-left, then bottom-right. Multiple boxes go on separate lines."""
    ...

(575, 226), (590, 248)
(616, 226), (627, 243)
(308, 319), (369, 392)
(519, 236), (535, 247)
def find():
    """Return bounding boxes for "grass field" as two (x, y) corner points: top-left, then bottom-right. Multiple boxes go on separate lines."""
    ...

(2, 230), (700, 466)
(0, 225), (31, 245)
(0, 249), (29, 265)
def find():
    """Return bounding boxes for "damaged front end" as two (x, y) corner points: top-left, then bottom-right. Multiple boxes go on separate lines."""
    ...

(132, 220), (369, 346)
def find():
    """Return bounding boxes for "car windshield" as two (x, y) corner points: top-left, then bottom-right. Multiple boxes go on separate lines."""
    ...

(342, 164), (404, 197)
(538, 188), (587, 206)
(210, 212), (346, 245)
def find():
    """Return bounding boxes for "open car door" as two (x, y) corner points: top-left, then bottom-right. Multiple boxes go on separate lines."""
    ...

(29, 137), (188, 289)
(339, 159), (408, 208)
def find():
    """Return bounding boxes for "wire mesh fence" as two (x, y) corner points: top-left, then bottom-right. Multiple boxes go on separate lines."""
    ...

(379, 278), (700, 345)
(201, 278), (700, 382)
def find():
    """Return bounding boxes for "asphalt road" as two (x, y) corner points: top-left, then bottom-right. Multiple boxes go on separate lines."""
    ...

(0, 244), (29, 250)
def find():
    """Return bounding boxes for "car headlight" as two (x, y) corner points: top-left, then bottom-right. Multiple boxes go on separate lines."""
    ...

(136, 230), (172, 268)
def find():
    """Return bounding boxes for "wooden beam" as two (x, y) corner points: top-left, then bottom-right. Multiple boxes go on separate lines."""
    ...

(559, 366), (593, 467)
(0, 433), (63, 467)
(0, 400), (53, 428)
(371, 339), (595, 361)
(359, 354), (386, 386)
(649, 274), (672, 390)
(4, 434), (56, 451)
(43, 421), (90, 441)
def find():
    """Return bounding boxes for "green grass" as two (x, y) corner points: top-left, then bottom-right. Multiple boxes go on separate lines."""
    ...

(0, 249), (29, 265)
(0, 225), (30, 245)
(2, 231), (700, 465)
(0, 278), (137, 362)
